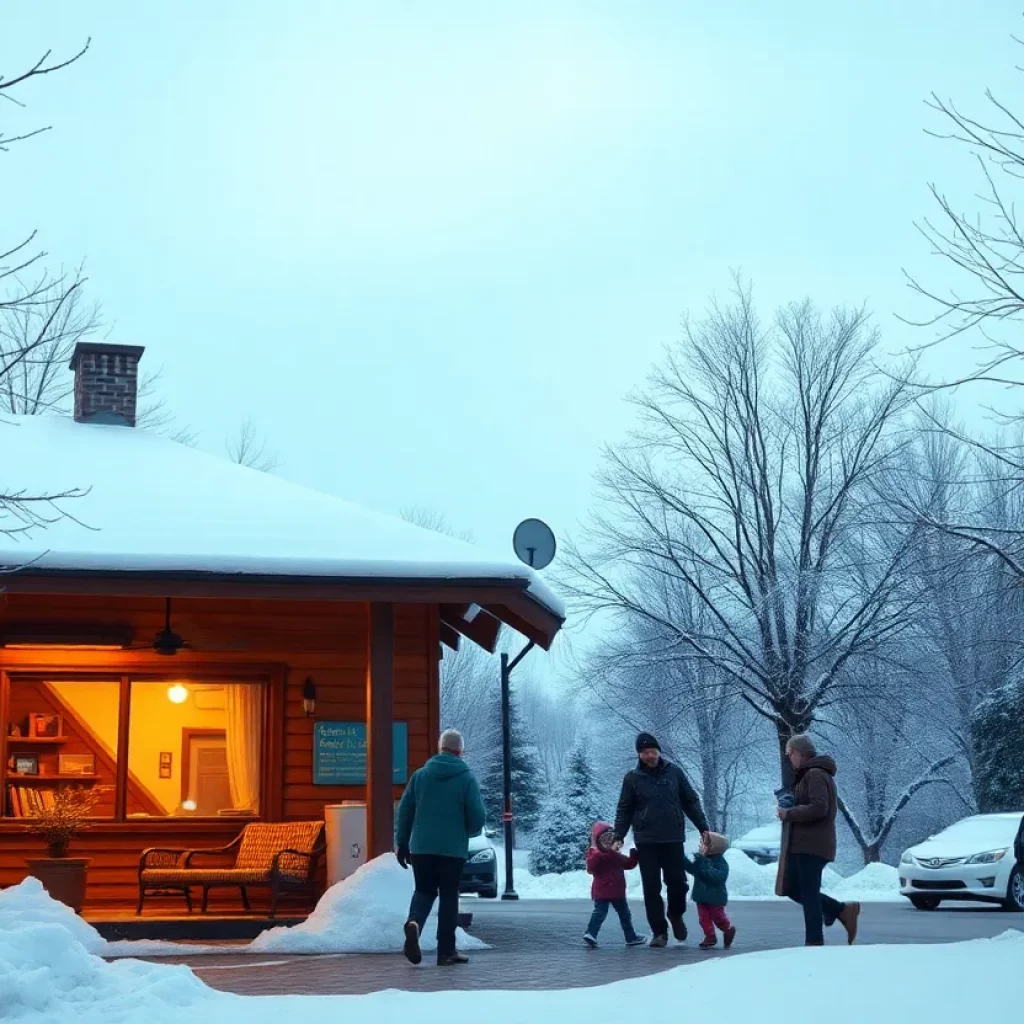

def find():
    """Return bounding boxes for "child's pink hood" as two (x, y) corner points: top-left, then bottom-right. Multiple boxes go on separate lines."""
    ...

(591, 821), (613, 847)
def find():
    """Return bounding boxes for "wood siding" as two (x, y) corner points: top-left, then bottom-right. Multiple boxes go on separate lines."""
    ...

(0, 594), (439, 910)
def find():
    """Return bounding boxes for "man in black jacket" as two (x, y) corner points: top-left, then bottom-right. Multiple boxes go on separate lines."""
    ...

(614, 733), (710, 947)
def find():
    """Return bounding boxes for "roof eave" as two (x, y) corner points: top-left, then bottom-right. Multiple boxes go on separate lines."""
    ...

(0, 568), (564, 649)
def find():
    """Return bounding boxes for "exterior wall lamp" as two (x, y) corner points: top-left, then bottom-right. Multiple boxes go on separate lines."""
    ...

(302, 677), (317, 717)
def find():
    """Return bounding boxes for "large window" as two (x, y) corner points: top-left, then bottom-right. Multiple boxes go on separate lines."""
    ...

(3, 675), (266, 821)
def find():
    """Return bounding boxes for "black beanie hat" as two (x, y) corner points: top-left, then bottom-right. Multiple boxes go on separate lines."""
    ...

(636, 732), (661, 753)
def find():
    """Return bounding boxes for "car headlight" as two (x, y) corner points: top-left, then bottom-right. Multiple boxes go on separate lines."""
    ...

(900, 851), (915, 865)
(469, 849), (495, 864)
(966, 849), (1007, 865)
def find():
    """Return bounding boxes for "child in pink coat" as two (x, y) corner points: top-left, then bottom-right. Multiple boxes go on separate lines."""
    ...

(583, 821), (647, 947)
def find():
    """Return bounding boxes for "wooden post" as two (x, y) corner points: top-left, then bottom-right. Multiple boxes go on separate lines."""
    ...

(366, 602), (394, 858)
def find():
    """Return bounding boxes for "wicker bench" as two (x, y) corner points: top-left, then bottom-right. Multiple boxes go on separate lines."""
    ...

(137, 821), (325, 918)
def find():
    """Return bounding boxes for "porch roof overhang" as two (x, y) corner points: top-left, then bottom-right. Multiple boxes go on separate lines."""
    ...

(0, 569), (564, 650)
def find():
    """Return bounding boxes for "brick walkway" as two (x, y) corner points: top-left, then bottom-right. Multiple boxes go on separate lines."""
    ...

(141, 899), (1023, 997)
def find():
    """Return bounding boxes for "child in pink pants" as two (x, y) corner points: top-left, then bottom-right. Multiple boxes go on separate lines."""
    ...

(683, 832), (735, 950)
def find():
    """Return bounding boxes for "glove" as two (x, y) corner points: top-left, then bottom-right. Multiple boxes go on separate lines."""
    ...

(629, 848), (638, 858)
(396, 846), (409, 870)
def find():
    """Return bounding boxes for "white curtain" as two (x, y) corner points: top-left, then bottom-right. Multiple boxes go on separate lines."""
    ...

(224, 685), (264, 813)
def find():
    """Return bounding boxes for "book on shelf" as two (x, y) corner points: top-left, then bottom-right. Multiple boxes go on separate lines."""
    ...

(5, 784), (57, 817)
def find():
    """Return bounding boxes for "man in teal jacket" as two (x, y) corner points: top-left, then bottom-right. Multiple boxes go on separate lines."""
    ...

(395, 728), (486, 966)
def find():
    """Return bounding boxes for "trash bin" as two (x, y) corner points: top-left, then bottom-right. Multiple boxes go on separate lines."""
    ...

(324, 801), (367, 887)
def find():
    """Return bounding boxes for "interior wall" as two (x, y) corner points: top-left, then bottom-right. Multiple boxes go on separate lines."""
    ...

(126, 683), (230, 814)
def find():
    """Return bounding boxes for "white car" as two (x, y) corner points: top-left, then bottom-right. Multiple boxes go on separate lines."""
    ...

(899, 812), (1024, 911)
(734, 822), (782, 865)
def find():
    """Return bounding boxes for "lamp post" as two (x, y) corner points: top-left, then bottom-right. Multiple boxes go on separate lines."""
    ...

(499, 641), (534, 901)
(500, 518), (557, 901)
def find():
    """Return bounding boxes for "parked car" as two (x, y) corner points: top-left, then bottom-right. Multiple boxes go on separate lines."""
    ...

(899, 812), (1024, 912)
(734, 822), (782, 865)
(460, 830), (498, 899)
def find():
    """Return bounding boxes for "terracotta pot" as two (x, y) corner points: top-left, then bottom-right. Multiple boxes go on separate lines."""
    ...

(26, 857), (91, 913)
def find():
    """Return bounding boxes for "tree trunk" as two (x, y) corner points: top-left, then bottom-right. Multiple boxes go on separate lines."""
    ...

(700, 742), (720, 831)
(777, 721), (795, 789)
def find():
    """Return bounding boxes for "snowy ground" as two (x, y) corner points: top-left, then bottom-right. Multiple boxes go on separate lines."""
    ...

(0, 849), (899, 974)
(504, 847), (903, 903)
(3, 890), (1020, 1024)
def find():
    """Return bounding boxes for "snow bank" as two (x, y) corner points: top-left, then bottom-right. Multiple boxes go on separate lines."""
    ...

(509, 849), (894, 901)
(252, 855), (488, 954)
(0, 877), (224, 958)
(831, 862), (902, 902)
(0, 883), (213, 1022)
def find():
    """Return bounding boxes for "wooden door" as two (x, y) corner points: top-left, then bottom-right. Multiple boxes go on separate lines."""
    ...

(182, 729), (231, 815)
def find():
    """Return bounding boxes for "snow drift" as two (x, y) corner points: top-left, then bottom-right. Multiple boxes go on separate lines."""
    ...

(251, 855), (488, 954)
(0, 880), (212, 1022)
(2, 895), (1021, 1024)
(0, 876), (223, 959)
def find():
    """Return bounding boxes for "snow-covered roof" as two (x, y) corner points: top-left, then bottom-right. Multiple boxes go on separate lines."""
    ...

(0, 416), (564, 622)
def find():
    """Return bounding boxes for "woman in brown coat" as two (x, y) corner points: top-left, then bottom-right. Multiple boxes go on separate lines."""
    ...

(775, 734), (860, 946)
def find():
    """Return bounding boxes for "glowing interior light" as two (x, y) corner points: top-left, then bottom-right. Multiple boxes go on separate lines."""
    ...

(167, 683), (189, 704)
(181, 799), (197, 812)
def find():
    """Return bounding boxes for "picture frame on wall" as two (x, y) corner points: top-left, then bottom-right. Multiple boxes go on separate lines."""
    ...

(58, 753), (95, 776)
(13, 755), (39, 776)
(159, 752), (172, 779)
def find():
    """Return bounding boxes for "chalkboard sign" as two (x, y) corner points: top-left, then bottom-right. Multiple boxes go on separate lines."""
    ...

(313, 722), (408, 786)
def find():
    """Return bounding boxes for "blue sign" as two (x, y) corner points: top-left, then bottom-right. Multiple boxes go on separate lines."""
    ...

(313, 721), (408, 786)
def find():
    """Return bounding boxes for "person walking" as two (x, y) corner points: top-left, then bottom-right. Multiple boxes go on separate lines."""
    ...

(683, 831), (736, 951)
(395, 728), (486, 967)
(614, 732), (710, 947)
(583, 821), (646, 948)
(775, 733), (860, 947)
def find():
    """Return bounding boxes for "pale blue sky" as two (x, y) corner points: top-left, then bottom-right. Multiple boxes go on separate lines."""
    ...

(3, 0), (1020, 580)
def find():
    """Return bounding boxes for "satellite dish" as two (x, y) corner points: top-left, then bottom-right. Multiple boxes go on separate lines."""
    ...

(512, 518), (556, 570)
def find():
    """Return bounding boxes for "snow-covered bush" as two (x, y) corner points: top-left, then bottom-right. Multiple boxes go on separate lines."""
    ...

(971, 679), (1024, 812)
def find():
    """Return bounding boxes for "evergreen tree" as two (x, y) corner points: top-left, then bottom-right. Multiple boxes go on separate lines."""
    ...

(477, 685), (545, 839)
(971, 679), (1024, 812)
(529, 743), (606, 875)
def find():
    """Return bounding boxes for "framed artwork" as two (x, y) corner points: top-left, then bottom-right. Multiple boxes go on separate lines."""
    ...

(58, 753), (95, 776)
(159, 752), (173, 779)
(14, 755), (39, 776)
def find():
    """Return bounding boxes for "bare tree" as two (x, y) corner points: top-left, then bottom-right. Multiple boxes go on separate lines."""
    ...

(579, 572), (762, 831)
(226, 417), (280, 472)
(824, 663), (962, 864)
(564, 282), (920, 785)
(904, 62), (1024, 388)
(1, 38), (92, 540)
(400, 505), (474, 542)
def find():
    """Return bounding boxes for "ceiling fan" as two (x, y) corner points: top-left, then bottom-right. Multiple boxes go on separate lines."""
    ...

(129, 597), (249, 656)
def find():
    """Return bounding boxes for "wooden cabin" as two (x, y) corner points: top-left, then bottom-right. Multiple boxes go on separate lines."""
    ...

(0, 342), (563, 919)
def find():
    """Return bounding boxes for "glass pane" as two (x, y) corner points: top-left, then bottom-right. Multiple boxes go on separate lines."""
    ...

(5, 680), (119, 819)
(126, 681), (264, 818)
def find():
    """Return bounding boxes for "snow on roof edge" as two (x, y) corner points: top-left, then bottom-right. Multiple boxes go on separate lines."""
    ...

(0, 552), (566, 621)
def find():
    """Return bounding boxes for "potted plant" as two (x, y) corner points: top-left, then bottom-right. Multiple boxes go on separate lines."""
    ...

(25, 786), (100, 913)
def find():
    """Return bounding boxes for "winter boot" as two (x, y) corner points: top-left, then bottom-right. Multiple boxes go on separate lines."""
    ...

(403, 920), (422, 965)
(625, 935), (647, 947)
(649, 933), (668, 948)
(437, 952), (469, 966)
(669, 917), (687, 942)
(698, 935), (717, 950)
(838, 902), (861, 945)
(583, 933), (599, 948)
(723, 925), (736, 950)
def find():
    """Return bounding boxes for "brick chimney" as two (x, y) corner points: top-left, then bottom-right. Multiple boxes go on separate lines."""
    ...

(70, 342), (145, 426)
